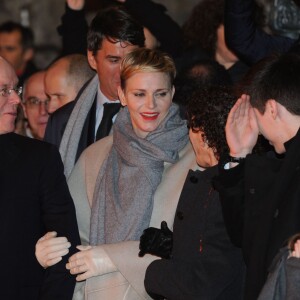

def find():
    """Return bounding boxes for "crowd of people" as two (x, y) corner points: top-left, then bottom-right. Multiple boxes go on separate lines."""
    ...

(1, 0), (300, 299)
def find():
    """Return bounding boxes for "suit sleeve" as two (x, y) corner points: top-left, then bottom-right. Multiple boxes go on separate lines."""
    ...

(38, 145), (81, 300)
(225, 0), (295, 65)
(145, 254), (243, 300)
(43, 101), (74, 147)
(57, 4), (88, 56)
(213, 161), (245, 247)
(43, 114), (61, 147)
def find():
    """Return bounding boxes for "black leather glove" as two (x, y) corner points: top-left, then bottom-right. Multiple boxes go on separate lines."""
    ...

(139, 221), (173, 259)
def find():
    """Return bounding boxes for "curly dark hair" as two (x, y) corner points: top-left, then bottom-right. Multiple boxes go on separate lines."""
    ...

(182, 0), (224, 57)
(186, 86), (236, 159)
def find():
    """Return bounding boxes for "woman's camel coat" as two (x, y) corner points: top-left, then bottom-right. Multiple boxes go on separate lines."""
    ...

(68, 135), (198, 300)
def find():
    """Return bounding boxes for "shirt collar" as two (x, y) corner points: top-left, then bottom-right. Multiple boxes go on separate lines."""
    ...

(97, 85), (119, 106)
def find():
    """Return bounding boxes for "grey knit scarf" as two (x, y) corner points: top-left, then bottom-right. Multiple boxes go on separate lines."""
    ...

(90, 104), (189, 245)
(59, 75), (99, 178)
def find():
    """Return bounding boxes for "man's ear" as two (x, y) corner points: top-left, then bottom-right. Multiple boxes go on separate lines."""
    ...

(266, 99), (278, 120)
(23, 48), (34, 62)
(171, 85), (175, 98)
(118, 86), (126, 106)
(87, 50), (97, 70)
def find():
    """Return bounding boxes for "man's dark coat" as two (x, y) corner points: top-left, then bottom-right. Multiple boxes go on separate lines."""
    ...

(0, 133), (80, 300)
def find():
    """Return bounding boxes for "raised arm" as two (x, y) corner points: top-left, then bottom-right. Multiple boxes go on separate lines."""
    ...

(225, 0), (295, 64)
(122, 0), (184, 58)
(213, 95), (258, 246)
(57, 0), (88, 56)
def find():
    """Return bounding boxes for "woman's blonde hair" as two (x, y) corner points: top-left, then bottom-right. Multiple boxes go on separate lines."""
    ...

(120, 48), (176, 89)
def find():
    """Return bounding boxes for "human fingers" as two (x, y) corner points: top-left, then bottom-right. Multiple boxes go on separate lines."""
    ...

(66, 257), (86, 273)
(38, 237), (70, 254)
(36, 243), (70, 268)
(38, 231), (57, 241)
(243, 95), (251, 116)
(46, 247), (70, 260)
(76, 245), (92, 251)
(76, 270), (93, 281)
(227, 97), (242, 124)
(46, 256), (62, 267)
(68, 245), (92, 264)
(69, 262), (88, 275)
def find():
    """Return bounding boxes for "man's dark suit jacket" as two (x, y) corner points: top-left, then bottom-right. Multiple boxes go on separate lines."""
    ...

(145, 168), (244, 300)
(214, 129), (300, 300)
(44, 80), (97, 162)
(0, 133), (80, 300)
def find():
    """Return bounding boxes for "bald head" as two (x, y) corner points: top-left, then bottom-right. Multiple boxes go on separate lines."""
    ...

(45, 54), (95, 114)
(0, 56), (20, 134)
(22, 71), (49, 139)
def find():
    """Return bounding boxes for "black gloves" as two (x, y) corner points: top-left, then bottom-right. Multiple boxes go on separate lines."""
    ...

(139, 221), (173, 259)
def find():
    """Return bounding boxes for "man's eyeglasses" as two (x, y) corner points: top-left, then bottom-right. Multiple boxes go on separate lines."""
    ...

(25, 97), (50, 109)
(0, 86), (23, 97)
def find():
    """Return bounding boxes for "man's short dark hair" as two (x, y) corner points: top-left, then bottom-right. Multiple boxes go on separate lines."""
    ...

(87, 6), (145, 56)
(249, 53), (300, 115)
(0, 21), (34, 50)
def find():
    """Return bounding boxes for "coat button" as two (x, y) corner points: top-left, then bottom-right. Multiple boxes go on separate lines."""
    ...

(274, 209), (279, 218)
(249, 188), (255, 194)
(190, 176), (198, 184)
(176, 211), (184, 220)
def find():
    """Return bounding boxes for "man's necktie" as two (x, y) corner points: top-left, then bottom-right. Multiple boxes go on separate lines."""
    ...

(95, 102), (121, 141)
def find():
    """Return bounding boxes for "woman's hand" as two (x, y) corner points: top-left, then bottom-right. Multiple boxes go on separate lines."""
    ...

(225, 94), (259, 157)
(66, 245), (117, 281)
(35, 231), (71, 268)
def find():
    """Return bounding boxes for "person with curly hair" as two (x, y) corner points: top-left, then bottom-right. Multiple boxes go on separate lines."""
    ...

(142, 86), (245, 300)
(180, 0), (249, 83)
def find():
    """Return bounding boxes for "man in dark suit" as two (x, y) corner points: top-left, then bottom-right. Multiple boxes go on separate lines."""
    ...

(0, 55), (80, 299)
(44, 6), (145, 178)
(215, 53), (300, 299)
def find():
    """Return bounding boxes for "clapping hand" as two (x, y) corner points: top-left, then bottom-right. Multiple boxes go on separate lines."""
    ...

(225, 94), (259, 158)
